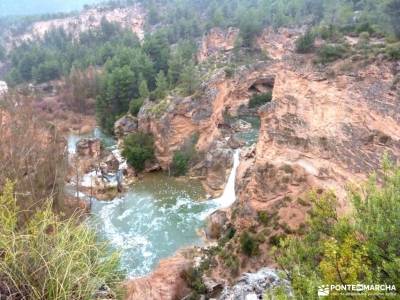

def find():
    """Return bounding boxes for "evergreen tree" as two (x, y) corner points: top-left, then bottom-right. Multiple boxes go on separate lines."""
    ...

(154, 70), (168, 100)
(138, 79), (150, 99)
(179, 61), (200, 96)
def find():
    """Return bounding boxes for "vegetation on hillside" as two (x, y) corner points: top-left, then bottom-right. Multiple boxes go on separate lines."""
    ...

(122, 132), (155, 172)
(271, 159), (400, 299)
(248, 92), (273, 108)
(0, 181), (123, 300)
(1, 0), (399, 135)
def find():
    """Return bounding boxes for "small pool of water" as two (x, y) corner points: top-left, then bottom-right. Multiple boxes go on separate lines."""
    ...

(235, 115), (261, 146)
(67, 130), (223, 278)
(90, 173), (216, 277)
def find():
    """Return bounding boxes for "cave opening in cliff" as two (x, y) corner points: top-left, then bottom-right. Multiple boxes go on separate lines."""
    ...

(248, 76), (275, 95)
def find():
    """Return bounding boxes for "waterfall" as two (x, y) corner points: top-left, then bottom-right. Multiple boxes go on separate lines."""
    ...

(213, 150), (240, 208)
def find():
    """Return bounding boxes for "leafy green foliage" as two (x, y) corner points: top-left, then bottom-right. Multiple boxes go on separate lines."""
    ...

(386, 42), (400, 60)
(170, 134), (198, 176)
(154, 70), (168, 100)
(129, 98), (144, 116)
(179, 61), (200, 96)
(248, 92), (272, 108)
(258, 211), (270, 226)
(122, 133), (155, 172)
(317, 43), (349, 64)
(273, 161), (400, 299)
(96, 65), (136, 133)
(295, 31), (315, 53)
(181, 267), (207, 295)
(171, 151), (191, 176)
(386, 0), (400, 38)
(240, 231), (259, 256)
(0, 181), (123, 299)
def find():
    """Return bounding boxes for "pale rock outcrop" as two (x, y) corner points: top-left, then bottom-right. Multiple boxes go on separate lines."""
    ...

(4, 5), (145, 51)
(219, 268), (292, 300)
(205, 210), (229, 239)
(0, 81), (8, 96)
(114, 115), (138, 139)
(198, 27), (239, 62)
(125, 253), (191, 300)
(76, 138), (102, 158)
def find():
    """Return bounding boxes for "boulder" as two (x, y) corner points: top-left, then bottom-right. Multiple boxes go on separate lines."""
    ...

(232, 119), (252, 132)
(104, 153), (120, 173)
(228, 135), (245, 149)
(205, 210), (228, 239)
(202, 275), (224, 298)
(76, 138), (101, 158)
(114, 115), (138, 138)
(219, 268), (292, 300)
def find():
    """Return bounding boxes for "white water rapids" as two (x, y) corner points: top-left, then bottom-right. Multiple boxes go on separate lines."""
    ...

(68, 131), (241, 277)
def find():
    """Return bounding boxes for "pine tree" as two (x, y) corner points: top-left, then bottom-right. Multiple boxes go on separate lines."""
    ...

(154, 70), (168, 100)
(179, 61), (199, 96)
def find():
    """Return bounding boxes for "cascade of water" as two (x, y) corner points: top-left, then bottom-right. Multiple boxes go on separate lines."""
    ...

(213, 149), (240, 208)
(198, 150), (241, 221)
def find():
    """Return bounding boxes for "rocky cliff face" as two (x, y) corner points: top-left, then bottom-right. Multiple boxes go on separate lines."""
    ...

(126, 26), (400, 299)
(3, 5), (145, 50)
(236, 38), (400, 235)
(197, 27), (239, 63)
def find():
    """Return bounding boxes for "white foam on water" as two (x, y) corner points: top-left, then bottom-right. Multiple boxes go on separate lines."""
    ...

(213, 150), (240, 208)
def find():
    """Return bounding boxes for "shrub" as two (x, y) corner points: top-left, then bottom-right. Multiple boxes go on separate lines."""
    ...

(170, 134), (198, 176)
(0, 181), (123, 300)
(295, 30), (315, 53)
(258, 211), (270, 226)
(182, 267), (207, 294)
(122, 133), (155, 172)
(224, 66), (235, 78)
(385, 42), (400, 60)
(317, 43), (348, 64)
(129, 98), (144, 116)
(171, 151), (191, 176)
(240, 231), (259, 256)
(220, 250), (240, 275)
(272, 160), (400, 299)
(248, 92), (272, 108)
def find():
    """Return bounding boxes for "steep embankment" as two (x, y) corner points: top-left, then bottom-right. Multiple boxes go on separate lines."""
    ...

(125, 27), (400, 299)
(1, 4), (145, 51)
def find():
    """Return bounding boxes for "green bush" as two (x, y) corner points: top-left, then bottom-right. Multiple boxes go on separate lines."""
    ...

(182, 267), (207, 294)
(171, 151), (191, 176)
(295, 31), (315, 53)
(272, 159), (400, 299)
(122, 133), (155, 172)
(224, 66), (235, 78)
(220, 250), (240, 275)
(248, 92), (272, 108)
(0, 181), (123, 300)
(386, 42), (400, 60)
(258, 211), (270, 226)
(317, 43), (348, 64)
(240, 231), (259, 256)
(316, 25), (344, 43)
(129, 98), (144, 116)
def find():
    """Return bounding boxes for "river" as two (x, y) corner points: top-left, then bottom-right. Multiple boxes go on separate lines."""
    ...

(67, 129), (240, 278)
